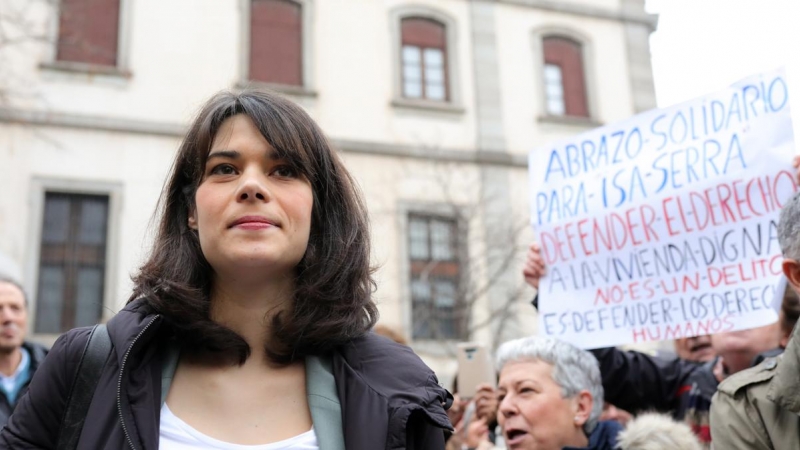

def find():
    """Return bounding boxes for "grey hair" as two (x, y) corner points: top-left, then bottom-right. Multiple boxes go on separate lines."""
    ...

(495, 336), (603, 435)
(779, 191), (800, 260)
(0, 275), (27, 307)
(617, 413), (702, 450)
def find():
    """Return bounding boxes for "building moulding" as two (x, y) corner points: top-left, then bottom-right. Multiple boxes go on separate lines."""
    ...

(500, 0), (658, 30)
(0, 107), (527, 168)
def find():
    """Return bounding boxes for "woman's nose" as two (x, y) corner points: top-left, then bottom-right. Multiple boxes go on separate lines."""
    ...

(236, 172), (270, 202)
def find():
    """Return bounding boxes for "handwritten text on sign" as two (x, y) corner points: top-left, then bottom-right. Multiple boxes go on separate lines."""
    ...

(529, 69), (797, 349)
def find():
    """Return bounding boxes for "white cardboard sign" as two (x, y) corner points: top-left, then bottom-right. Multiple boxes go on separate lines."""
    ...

(530, 69), (797, 349)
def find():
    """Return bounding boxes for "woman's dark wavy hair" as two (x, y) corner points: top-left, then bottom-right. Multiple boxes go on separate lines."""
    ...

(130, 90), (378, 364)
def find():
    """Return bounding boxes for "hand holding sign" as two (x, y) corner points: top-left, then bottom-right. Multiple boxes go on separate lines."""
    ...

(523, 243), (546, 290)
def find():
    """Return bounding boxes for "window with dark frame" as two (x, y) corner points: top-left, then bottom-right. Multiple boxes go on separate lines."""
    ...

(401, 17), (448, 102)
(408, 214), (465, 340)
(249, 0), (302, 86)
(56, 0), (120, 67)
(542, 36), (589, 117)
(35, 193), (109, 334)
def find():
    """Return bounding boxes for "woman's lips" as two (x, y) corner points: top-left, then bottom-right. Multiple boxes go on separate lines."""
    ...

(505, 429), (529, 447)
(233, 222), (275, 230)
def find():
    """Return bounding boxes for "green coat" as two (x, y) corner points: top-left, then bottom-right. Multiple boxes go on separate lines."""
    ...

(710, 326), (800, 450)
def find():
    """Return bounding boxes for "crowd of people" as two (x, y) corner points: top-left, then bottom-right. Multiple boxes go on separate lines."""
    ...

(0, 89), (797, 449)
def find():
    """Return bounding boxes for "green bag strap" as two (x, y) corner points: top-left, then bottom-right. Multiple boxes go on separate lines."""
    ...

(160, 341), (180, 407)
(305, 355), (345, 450)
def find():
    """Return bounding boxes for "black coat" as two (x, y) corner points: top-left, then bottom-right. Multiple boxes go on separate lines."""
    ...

(0, 299), (452, 449)
(0, 341), (48, 428)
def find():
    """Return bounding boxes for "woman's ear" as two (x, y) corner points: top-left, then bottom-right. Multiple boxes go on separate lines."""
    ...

(783, 259), (800, 292)
(188, 207), (198, 230)
(572, 390), (594, 428)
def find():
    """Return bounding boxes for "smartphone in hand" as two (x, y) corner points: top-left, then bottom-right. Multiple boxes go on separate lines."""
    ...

(456, 342), (496, 399)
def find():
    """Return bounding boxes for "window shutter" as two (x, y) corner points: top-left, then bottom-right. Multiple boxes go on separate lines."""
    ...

(543, 36), (589, 117)
(401, 18), (446, 48)
(250, 0), (302, 86)
(57, 0), (120, 66)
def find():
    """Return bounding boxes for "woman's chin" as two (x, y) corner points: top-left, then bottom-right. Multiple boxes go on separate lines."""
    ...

(213, 255), (298, 279)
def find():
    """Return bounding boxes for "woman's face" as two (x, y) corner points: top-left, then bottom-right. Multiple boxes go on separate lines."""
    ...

(497, 360), (587, 450)
(188, 114), (313, 281)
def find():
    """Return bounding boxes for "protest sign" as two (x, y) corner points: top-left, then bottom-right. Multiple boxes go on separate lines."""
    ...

(529, 69), (797, 349)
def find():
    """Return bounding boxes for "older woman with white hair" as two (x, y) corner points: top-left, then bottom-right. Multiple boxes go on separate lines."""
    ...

(476, 336), (621, 450)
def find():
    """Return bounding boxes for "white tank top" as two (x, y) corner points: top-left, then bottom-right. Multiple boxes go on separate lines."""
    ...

(159, 403), (320, 450)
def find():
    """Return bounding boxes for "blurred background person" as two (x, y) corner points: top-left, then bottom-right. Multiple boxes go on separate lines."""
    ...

(751, 284), (800, 366)
(598, 403), (633, 428)
(373, 323), (409, 346)
(445, 377), (499, 450)
(0, 276), (47, 428)
(673, 336), (715, 363)
(617, 413), (701, 450)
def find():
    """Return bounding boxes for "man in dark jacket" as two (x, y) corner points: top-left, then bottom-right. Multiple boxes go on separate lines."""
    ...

(0, 277), (47, 427)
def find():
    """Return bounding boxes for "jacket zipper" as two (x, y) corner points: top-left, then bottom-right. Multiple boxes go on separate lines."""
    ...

(117, 315), (160, 450)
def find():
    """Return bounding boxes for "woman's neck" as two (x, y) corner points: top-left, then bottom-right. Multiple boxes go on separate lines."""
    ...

(208, 274), (295, 353)
(563, 429), (590, 449)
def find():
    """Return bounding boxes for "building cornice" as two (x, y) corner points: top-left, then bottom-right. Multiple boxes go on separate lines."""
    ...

(499, 0), (658, 30)
(0, 107), (186, 137)
(0, 107), (528, 168)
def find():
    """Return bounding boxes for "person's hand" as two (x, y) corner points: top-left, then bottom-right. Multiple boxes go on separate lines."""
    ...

(793, 155), (800, 185)
(447, 418), (465, 449)
(447, 394), (468, 429)
(465, 417), (491, 449)
(474, 383), (498, 425)
(523, 242), (546, 289)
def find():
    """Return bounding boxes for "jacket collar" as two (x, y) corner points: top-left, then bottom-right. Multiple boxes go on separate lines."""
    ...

(105, 299), (163, 367)
(768, 324), (800, 413)
(563, 420), (622, 450)
(22, 341), (48, 373)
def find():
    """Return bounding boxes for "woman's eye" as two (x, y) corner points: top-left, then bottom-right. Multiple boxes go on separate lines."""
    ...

(210, 164), (236, 176)
(273, 165), (299, 178)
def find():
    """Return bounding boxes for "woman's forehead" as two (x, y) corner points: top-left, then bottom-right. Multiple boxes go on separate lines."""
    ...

(499, 359), (554, 385)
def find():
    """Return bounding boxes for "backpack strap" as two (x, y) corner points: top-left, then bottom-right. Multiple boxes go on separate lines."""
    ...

(57, 324), (112, 450)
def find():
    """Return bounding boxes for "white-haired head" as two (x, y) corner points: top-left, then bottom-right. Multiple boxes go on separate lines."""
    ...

(617, 413), (702, 450)
(495, 336), (603, 434)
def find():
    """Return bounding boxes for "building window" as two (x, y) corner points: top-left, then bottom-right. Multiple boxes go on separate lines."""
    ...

(56, 0), (120, 66)
(542, 36), (588, 117)
(408, 214), (464, 340)
(249, 0), (302, 86)
(401, 18), (448, 101)
(35, 193), (108, 333)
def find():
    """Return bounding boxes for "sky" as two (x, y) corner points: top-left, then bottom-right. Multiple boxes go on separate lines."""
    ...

(646, 0), (800, 135)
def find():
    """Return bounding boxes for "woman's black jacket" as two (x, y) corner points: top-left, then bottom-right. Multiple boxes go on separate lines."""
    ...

(0, 299), (453, 449)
